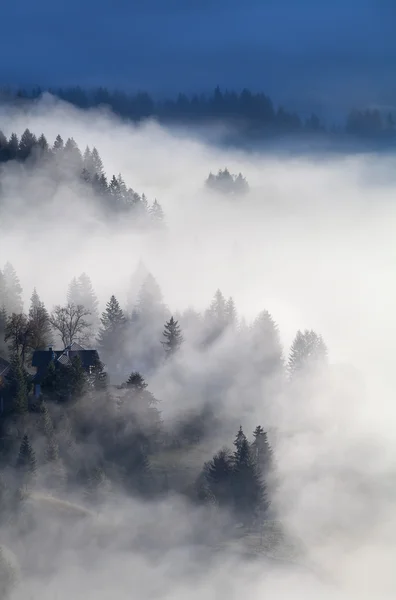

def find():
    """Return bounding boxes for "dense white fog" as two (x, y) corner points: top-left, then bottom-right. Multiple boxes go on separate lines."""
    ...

(1, 95), (396, 599)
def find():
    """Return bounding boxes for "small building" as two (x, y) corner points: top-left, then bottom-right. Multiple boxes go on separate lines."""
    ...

(31, 342), (100, 398)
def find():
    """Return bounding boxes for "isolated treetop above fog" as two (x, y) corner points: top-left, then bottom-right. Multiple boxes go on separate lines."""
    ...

(205, 168), (249, 196)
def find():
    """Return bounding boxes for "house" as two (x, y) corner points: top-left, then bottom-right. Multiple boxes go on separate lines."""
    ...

(31, 342), (101, 398)
(0, 356), (11, 413)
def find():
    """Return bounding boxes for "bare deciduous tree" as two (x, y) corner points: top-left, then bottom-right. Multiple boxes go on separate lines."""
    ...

(50, 303), (91, 348)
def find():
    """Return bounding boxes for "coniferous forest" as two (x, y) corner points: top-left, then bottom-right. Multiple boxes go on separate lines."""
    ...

(0, 246), (333, 590)
(0, 90), (393, 600)
(1, 86), (395, 142)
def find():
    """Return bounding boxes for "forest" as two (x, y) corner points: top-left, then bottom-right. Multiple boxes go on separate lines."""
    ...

(1, 85), (395, 141)
(0, 249), (331, 592)
(0, 128), (165, 225)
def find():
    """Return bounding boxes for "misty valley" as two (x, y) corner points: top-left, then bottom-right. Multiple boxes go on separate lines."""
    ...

(0, 97), (395, 600)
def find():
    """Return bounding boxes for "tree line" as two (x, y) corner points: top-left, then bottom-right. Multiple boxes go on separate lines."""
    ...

(0, 129), (165, 225)
(0, 260), (329, 547)
(1, 85), (395, 140)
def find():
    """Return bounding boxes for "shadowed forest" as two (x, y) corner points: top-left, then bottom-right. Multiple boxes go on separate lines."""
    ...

(2, 86), (395, 142)
(0, 96), (395, 600)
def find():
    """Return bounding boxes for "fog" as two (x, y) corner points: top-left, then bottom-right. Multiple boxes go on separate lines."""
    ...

(1, 95), (396, 599)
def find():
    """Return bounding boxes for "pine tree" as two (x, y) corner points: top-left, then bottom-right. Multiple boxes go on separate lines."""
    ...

(97, 295), (126, 375)
(136, 273), (166, 320)
(287, 329), (328, 378)
(250, 310), (284, 377)
(28, 288), (52, 351)
(161, 316), (183, 358)
(16, 435), (37, 486)
(0, 306), (7, 356)
(91, 147), (104, 176)
(125, 371), (147, 391)
(63, 138), (82, 173)
(2, 263), (23, 314)
(232, 426), (265, 524)
(17, 129), (37, 160)
(205, 289), (228, 336)
(7, 133), (19, 160)
(251, 425), (273, 478)
(53, 134), (64, 151)
(7, 353), (29, 416)
(225, 297), (237, 327)
(149, 199), (165, 226)
(37, 133), (49, 154)
(126, 260), (149, 313)
(205, 448), (234, 507)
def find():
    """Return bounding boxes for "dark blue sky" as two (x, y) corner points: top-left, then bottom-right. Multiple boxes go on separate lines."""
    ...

(1, 0), (395, 114)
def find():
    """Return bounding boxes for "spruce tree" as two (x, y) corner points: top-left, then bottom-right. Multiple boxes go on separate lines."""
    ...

(8, 353), (29, 416)
(161, 316), (183, 358)
(149, 199), (165, 226)
(287, 329), (328, 378)
(97, 295), (126, 375)
(250, 310), (284, 377)
(16, 435), (37, 486)
(136, 274), (165, 318)
(91, 147), (104, 176)
(2, 263), (23, 314)
(28, 288), (52, 350)
(17, 129), (37, 160)
(205, 448), (234, 508)
(232, 426), (265, 524)
(7, 133), (19, 160)
(252, 425), (273, 479)
(52, 134), (64, 152)
(67, 274), (99, 339)
(225, 297), (237, 327)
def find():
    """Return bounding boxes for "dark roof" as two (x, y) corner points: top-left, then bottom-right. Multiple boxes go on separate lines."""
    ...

(0, 356), (10, 378)
(32, 346), (99, 370)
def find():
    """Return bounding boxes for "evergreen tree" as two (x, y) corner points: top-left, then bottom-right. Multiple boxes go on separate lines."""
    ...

(136, 273), (166, 319)
(250, 310), (284, 377)
(91, 147), (104, 176)
(161, 316), (183, 358)
(204, 289), (228, 343)
(67, 273), (99, 339)
(251, 425), (273, 479)
(17, 129), (37, 160)
(97, 295), (126, 375)
(37, 133), (49, 154)
(63, 138), (82, 173)
(7, 133), (19, 160)
(0, 306), (7, 357)
(225, 297), (237, 327)
(232, 426), (265, 524)
(126, 260), (149, 313)
(287, 329), (328, 378)
(28, 288), (52, 350)
(2, 263), (23, 314)
(52, 134), (64, 152)
(149, 199), (165, 226)
(7, 353), (29, 416)
(16, 435), (37, 487)
(205, 448), (234, 508)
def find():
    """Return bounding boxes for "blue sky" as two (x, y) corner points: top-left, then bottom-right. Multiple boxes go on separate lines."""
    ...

(1, 0), (395, 114)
